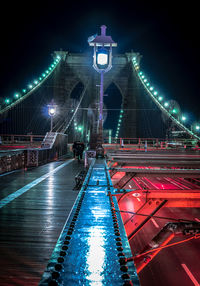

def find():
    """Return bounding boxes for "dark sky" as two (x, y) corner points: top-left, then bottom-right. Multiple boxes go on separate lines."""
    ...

(0, 1), (199, 122)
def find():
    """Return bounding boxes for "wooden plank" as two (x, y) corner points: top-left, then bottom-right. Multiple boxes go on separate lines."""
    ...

(0, 159), (83, 285)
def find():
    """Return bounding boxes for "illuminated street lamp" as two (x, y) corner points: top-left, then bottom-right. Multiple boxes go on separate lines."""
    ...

(48, 100), (57, 132)
(88, 25), (117, 146)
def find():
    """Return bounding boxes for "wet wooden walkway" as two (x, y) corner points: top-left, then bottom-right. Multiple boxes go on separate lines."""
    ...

(0, 159), (83, 286)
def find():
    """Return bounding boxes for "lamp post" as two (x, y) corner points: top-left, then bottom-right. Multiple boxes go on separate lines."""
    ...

(48, 100), (57, 132)
(88, 25), (117, 147)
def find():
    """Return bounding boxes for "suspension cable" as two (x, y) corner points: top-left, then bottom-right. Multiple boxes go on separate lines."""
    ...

(57, 81), (89, 133)
(0, 56), (61, 115)
(132, 60), (200, 141)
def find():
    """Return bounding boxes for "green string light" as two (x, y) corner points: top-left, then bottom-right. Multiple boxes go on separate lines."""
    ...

(14, 93), (20, 99)
(5, 98), (10, 104)
(115, 108), (124, 138)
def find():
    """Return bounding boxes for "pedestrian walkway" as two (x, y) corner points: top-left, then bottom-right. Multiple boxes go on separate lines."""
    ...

(0, 159), (83, 286)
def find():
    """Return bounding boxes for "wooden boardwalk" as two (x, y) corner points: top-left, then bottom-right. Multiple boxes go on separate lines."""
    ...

(0, 159), (83, 286)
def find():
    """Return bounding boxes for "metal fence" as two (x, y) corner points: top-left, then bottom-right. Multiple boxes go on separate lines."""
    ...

(0, 134), (69, 174)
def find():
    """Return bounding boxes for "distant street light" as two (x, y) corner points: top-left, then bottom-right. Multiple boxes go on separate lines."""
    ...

(48, 100), (57, 132)
(88, 25), (117, 148)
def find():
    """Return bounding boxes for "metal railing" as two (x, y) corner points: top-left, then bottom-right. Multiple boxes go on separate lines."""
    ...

(0, 133), (69, 174)
(102, 137), (199, 150)
(0, 150), (25, 174)
(0, 134), (45, 148)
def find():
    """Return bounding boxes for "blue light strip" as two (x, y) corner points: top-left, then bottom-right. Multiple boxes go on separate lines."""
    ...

(0, 159), (73, 209)
(40, 160), (140, 285)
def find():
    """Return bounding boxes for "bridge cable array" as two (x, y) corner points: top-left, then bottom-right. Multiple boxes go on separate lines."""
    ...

(0, 56), (62, 115)
(0, 52), (89, 136)
(132, 56), (200, 140)
(57, 81), (89, 134)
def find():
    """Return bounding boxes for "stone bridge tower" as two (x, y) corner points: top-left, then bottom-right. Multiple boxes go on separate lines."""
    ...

(53, 51), (142, 143)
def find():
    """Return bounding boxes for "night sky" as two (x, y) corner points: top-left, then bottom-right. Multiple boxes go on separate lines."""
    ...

(0, 1), (199, 129)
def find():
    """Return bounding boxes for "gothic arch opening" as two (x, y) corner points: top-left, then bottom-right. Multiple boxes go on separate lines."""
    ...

(66, 81), (86, 142)
(67, 81), (85, 119)
(104, 82), (122, 136)
(70, 81), (84, 100)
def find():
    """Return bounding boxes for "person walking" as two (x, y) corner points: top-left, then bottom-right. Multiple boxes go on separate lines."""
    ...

(72, 141), (78, 158)
(76, 142), (85, 161)
(73, 141), (85, 162)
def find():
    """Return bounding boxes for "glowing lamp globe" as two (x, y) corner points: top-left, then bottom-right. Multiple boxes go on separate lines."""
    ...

(97, 52), (108, 65)
(49, 107), (56, 116)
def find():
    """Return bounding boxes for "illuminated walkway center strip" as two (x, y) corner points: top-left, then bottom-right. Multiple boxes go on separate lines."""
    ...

(0, 159), (74, 209)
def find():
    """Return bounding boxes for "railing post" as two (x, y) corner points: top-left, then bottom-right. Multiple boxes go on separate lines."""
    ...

(145, 140), (147, 152)
(27, 150), (38, 167)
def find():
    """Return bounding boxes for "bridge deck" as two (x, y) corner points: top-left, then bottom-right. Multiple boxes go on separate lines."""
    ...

(39, 159), (139, 285)
(0, 159), (83, 286)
